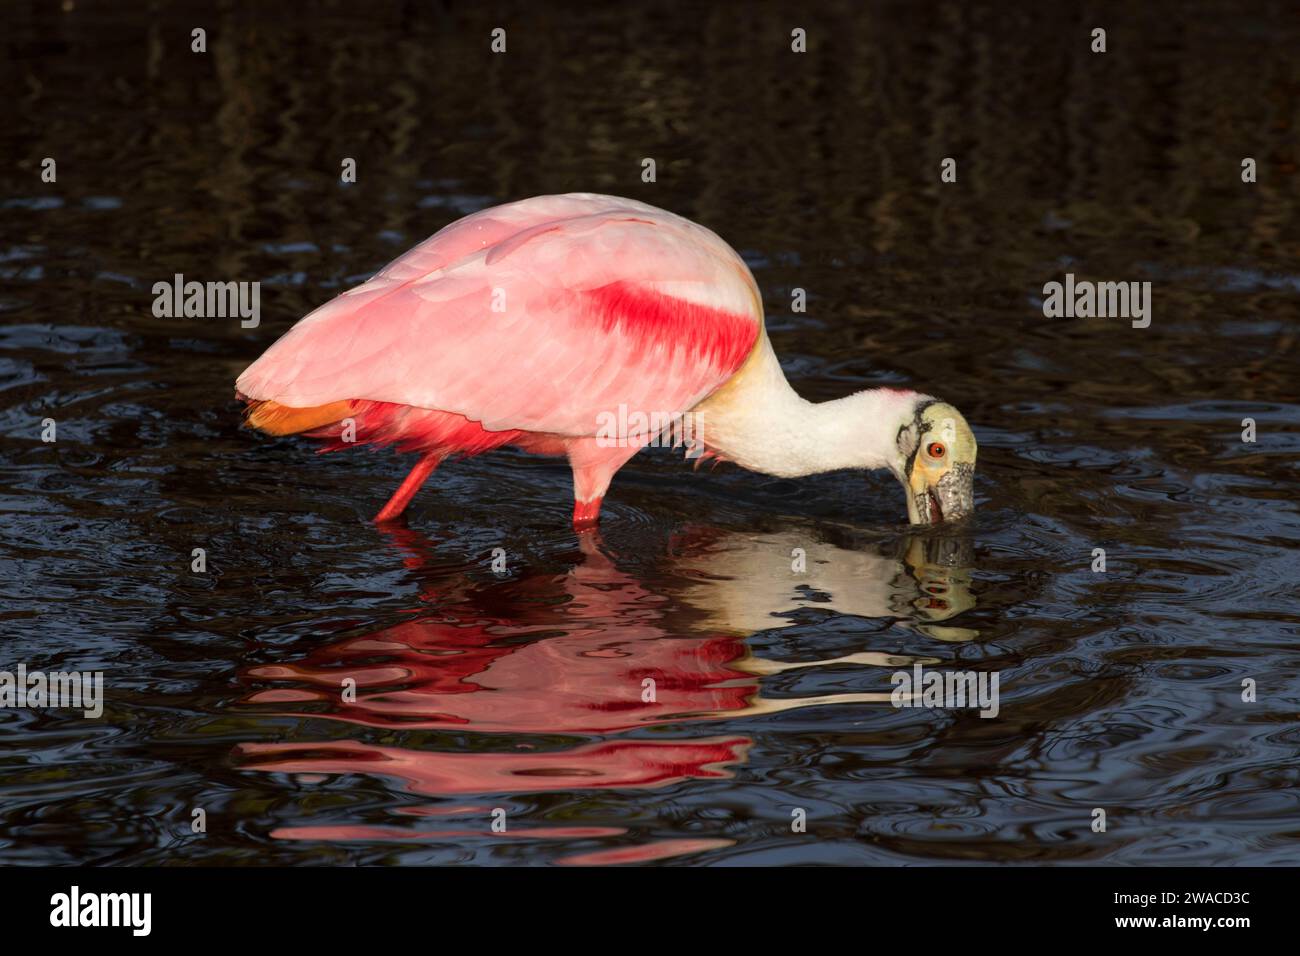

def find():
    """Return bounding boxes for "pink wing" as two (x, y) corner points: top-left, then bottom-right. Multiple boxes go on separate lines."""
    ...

(236, 193), (762, 438)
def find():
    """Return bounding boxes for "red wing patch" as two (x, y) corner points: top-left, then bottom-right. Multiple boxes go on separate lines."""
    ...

(582, 280), (757, 376)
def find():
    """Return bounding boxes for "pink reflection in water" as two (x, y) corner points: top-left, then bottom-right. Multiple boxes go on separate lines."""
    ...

(272, 825), (627, 842)
(556, 838), (736, 865)
(237, 737), (749, 796)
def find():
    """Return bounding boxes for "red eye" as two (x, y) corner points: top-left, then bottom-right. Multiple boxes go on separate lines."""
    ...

(927, 442), (946, 459)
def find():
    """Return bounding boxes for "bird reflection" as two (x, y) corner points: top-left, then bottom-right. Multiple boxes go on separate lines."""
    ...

(234, 523), (978, 813)
(665, 526), (978, 643)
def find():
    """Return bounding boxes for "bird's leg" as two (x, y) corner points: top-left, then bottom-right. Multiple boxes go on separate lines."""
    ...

(566, 437), (644, 532)
(572, 496), (604, 530)
(375, 452), (443, 522)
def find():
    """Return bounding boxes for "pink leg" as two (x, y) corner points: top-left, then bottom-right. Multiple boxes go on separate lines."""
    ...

(566, 437), (645, 532)
(573, 496), (604, 530)
(375, 452), (443, 522)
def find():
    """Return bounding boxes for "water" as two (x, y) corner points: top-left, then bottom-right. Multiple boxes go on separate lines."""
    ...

(2, 1), (1298, 865)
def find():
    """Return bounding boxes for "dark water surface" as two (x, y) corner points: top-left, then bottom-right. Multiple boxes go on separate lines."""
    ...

(2, 1), (1298, 865)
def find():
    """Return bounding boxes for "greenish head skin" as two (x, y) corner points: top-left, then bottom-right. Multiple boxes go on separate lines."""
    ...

(893, 400), (978, 525)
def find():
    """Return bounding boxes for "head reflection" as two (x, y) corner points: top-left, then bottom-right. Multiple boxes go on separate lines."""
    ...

(668, 528), (977, 643)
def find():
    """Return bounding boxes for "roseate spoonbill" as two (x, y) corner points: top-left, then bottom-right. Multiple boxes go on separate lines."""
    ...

(236, 193), (977, 528)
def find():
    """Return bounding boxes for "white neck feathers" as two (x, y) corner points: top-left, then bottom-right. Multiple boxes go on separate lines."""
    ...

(695, 337), (922, 479)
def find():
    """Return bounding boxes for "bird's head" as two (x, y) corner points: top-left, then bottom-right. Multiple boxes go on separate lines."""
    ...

(890, 398), (977, 525)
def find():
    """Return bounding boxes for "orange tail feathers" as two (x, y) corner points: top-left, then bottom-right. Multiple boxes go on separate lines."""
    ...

(242, 398), (355, 436)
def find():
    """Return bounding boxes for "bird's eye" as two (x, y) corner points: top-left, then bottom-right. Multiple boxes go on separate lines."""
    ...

(927, 442), (946, 459)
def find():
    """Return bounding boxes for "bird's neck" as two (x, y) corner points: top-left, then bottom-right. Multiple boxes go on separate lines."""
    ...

(694, 338), (917, 479)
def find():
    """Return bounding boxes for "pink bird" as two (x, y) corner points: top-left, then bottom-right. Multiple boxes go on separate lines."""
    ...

(236, 193), (977, 528)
